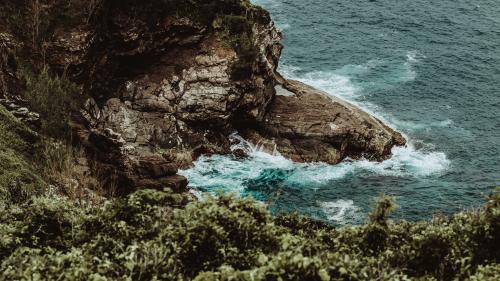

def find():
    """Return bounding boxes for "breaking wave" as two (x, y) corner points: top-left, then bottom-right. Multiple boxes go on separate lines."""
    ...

(180, 53), (450, 224)
(319, 200), (361, 224)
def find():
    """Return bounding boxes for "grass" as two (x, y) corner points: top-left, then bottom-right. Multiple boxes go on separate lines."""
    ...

(39, 141), (105, 205)
(0, 104), (45, 203)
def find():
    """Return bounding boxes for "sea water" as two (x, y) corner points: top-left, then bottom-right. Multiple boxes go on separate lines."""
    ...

(180, 0), (500, 224)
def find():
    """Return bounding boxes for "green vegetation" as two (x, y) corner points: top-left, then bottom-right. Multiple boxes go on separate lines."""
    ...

(0, 105), (45, 203)
(214, 14), (260, 80)
(0, 184), (498, 280)
(1, 102), (499, 280)
(23, 67), (81, 139)
(1, 88), (500, 279)
(1, 1), (498, 280)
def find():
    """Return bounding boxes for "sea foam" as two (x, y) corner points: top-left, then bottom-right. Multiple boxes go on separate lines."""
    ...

(319, 200), (361, 224)
(180, 57), (450, 223)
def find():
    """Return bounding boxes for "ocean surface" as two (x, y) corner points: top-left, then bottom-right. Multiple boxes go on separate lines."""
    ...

(181, 0), (500, 224)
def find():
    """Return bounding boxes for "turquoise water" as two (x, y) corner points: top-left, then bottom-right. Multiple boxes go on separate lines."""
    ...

(181, 0), (500, 224)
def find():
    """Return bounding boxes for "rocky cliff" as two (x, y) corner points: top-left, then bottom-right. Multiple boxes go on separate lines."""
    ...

(0, 0), (405, 194)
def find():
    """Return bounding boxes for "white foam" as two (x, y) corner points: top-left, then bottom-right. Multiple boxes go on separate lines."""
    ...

(278, 23), (291, 30)
(278, 56), (450, 177)
(320, 200), (360, 224)
(181, 134), (450, 197)
(407, 50), (426, 63)
(181, 55), (450, 206)
(180, 133), (294, 194)
(356, 143), (450, 177)
(286, 163), (355, 187)
(280, 65), (361, 99)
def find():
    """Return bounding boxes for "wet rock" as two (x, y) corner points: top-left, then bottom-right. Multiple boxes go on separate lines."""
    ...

(232, 148), (249, 159)
(67, 9), (281, 193)
(242, 80), (406, 164)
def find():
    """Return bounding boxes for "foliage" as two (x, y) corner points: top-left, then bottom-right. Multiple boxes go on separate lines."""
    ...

(0, 105), (45, 204)
(214, 15), (260, 80)
(0, 0), (92, 48)
(0, 186), (499, 280)
(23, 67), (81, 139)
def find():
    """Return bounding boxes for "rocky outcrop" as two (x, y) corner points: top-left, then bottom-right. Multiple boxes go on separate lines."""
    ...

(44, 1), (283, 192)
(1, 0), (405, 194)
(241, 80), (406, 164)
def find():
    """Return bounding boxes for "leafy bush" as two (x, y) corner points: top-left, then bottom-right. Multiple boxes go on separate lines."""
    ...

(23, 67), (81, 139)
(0, 186), (498, 280)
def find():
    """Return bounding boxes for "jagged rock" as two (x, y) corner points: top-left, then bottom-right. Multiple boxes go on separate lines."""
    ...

(0, 0), (405, 194)
(242, 80), (406, 164)
(6, 106), (40, 127)
(232, 148), (249, 159)
(64, 3), (282, 192)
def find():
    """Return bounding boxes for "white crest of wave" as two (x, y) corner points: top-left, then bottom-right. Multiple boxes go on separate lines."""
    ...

(356, 143), (450, 177)
(280, 65), (360, 100)
(182, 54), (449, 195)
(181, 135), (450, 196)
(180, 134), (293, 194)
(278, 23), (290, 30)
(319, 200), (360, 224)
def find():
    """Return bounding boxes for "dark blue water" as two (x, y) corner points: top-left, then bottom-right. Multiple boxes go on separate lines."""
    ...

(181, 0), (500, 224)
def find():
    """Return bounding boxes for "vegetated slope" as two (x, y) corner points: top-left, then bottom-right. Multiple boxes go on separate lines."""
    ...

(0, 1), (498, 280)
(0, 105), (45, 202)
(0, 186), (498, 280)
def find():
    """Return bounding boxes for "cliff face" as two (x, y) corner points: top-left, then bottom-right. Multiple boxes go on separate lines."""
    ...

(41, 0), (283, 192)
(0, 0), (405, 194)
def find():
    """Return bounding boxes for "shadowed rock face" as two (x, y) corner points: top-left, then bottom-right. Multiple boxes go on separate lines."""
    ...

(0, 0), (405, 193)
(43, 1), (283, 192)
(242, 80), (406, 164)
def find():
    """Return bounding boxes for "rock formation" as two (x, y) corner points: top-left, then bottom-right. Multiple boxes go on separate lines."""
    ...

(241, 79), (406, 164)
(0, 0), (405, 194)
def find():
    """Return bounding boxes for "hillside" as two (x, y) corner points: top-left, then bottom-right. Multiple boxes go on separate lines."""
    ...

(0, 1), (498, 280)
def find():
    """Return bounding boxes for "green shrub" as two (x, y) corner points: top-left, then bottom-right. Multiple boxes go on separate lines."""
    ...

(0, 188), (498, 280)
(23, 67), (81, 139)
